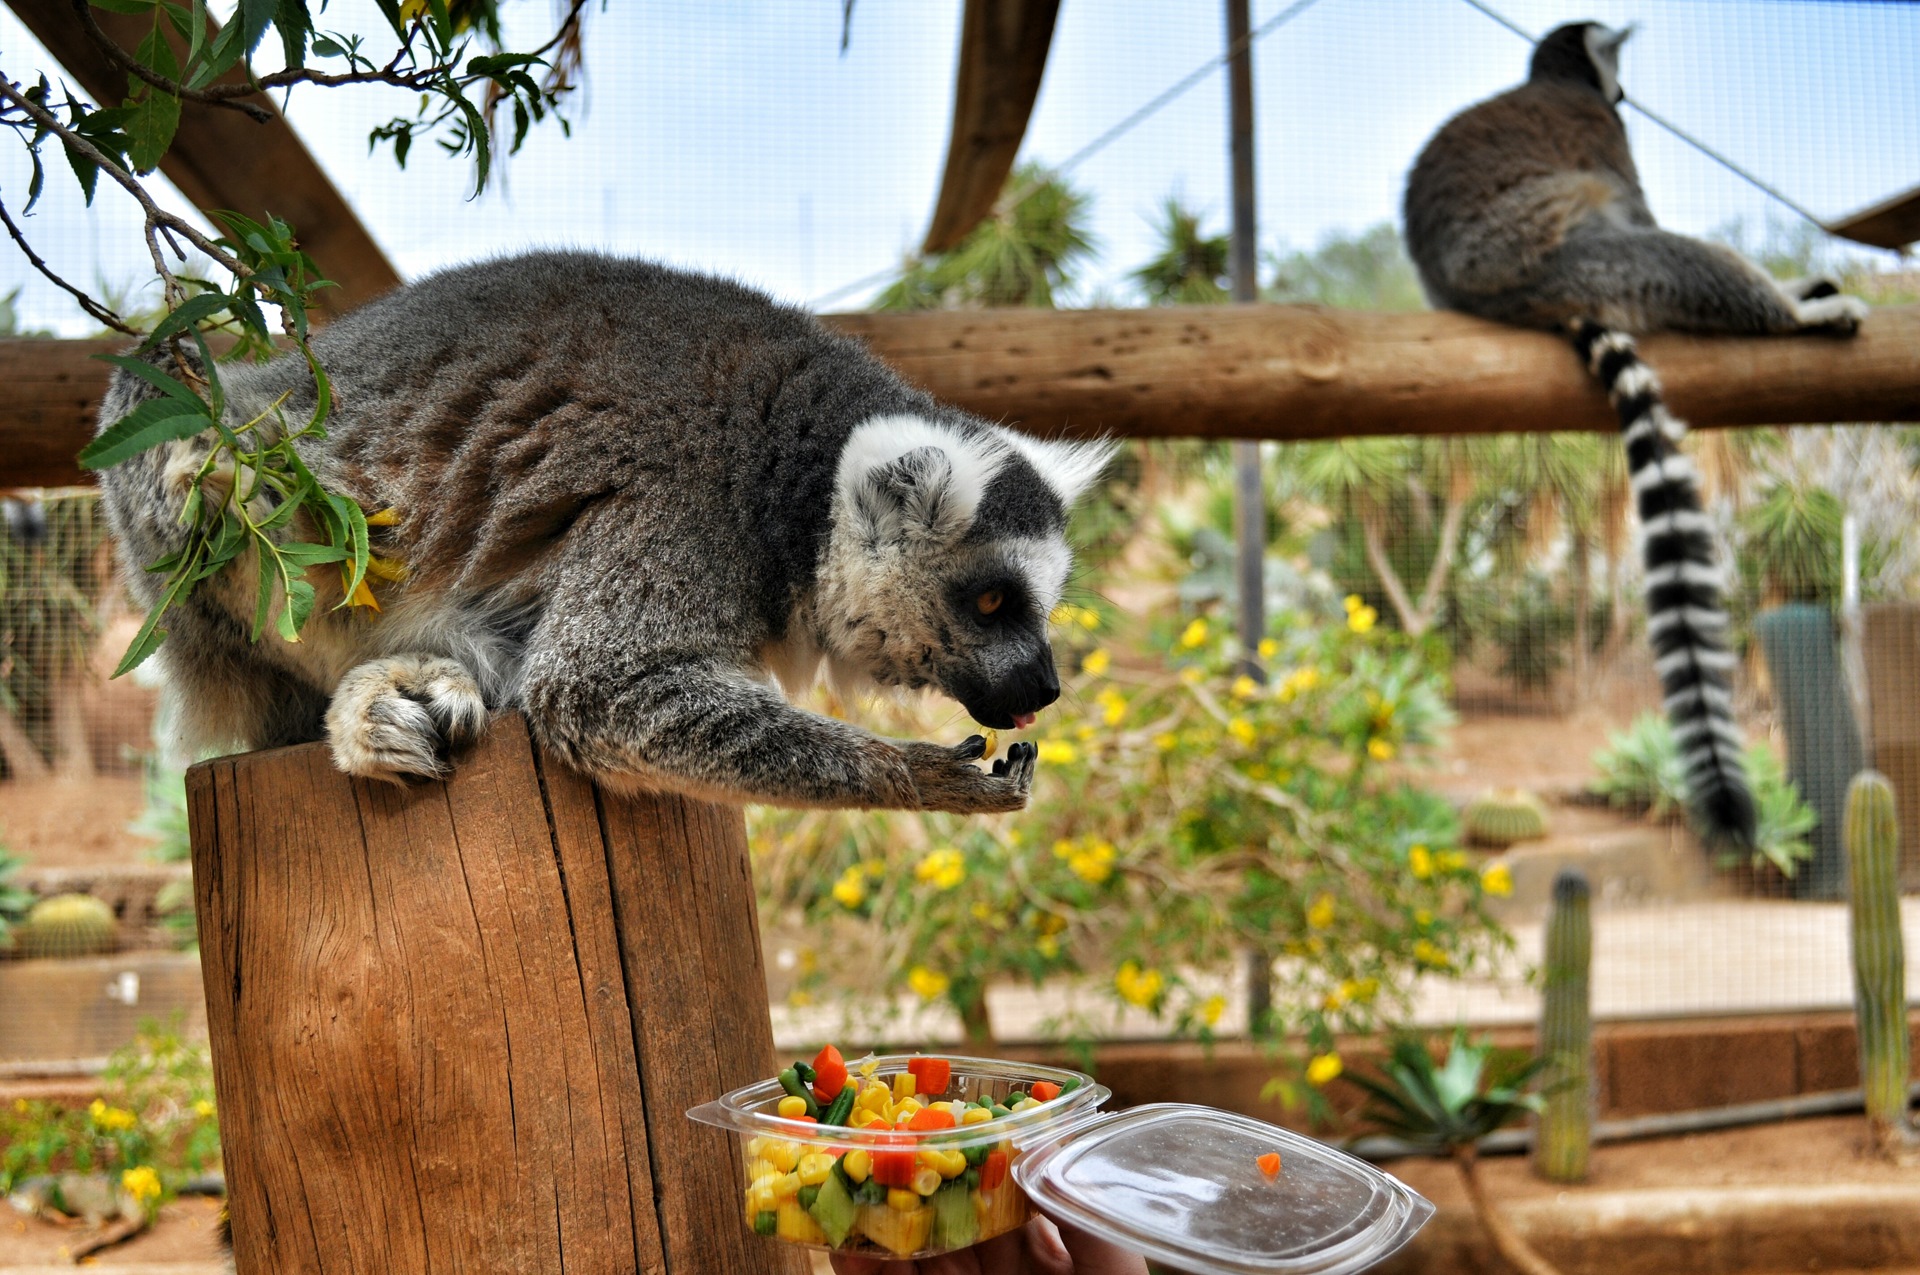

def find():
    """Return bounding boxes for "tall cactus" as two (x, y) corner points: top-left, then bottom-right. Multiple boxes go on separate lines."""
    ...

(1533, 870), (1593, 1182)
(1844, 771), (1917, 1157)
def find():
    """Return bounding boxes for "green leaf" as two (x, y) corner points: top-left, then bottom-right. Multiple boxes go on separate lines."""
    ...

(90, 0), (163, 14)
(143, 292), (230, 348)
(274, 0), (311, 68)
(275, 541), (349, 566)
(238, 0), (275, 56)
(113, 558), (197, 677)
(276, 577), (316, 642)
(250, 549), (275, 640)
(94, 353), (204, 406)
(125, 37), (182, 174)
(311, 34), (344, 56)
(79, 398), (211, 470)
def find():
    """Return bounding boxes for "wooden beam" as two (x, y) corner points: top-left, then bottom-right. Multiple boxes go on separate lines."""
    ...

(1828, 183), (1920, 252)
(5, 0), (401, 312)
(920, 0), (1060, 254)
(7, 306), (1919, 486)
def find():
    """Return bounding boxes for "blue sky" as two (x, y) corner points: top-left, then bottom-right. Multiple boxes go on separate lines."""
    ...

(3, 0), (1916, 332)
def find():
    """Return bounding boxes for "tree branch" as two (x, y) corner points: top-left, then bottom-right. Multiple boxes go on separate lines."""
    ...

(1360, 508), (1426, 637)
(0, 195), (140, 336)
(66, 0), (272, 122)
(1414, 489), (1470, 625)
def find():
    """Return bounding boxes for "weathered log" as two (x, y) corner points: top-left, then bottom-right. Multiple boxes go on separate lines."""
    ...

(187, 713), (803, 1275)
(6, 306), (1918, 486)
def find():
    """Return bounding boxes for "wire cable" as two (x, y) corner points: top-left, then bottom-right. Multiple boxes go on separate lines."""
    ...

(809, 0), (1325, 311)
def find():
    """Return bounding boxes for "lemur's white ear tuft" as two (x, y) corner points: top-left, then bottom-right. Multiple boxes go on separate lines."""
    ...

(1001, 431), (1119, 507)
(838, 414), (1005, 547)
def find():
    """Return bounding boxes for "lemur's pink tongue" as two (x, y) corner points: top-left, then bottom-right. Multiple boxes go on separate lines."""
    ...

(1013, 712), (1037, 730)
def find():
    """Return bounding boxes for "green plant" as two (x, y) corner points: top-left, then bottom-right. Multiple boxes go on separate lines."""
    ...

(1534, 871), (1592, 1183)
(0, 845), (33, 950)
(1739, 741), (1818, 878)
(0, 1020), (219, 1208)
(1589, 712), (1688, 819)
(0, 491), (112, 777)
(1350, 1029), (1560, 1275)
(875, 163), (1095, 311)
(1463, 790), (1550, 849)
(1843, 772), (1918, 1160)
(16, 892), (119, 959)
(1487, 573), (1573, 692)
(760, 592), (1512, 1108)
(1132, 197), (1229, 305)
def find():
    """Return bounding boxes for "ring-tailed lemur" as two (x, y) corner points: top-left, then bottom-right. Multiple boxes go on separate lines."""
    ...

(95, 252), (1114, 813)
(1403, 22), (1867, 848)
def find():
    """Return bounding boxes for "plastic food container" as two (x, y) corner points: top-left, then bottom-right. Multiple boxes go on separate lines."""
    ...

(687, 1054), (1433, 1273)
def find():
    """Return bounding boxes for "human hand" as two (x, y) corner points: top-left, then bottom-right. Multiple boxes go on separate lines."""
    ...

(826, 1213), (1145, 1275)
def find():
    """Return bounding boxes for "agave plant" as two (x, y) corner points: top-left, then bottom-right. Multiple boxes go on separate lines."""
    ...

(1350, 1029), (1561, 1275)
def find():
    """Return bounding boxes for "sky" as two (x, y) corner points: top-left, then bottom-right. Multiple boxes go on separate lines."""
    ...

(2, 0), (1916, 333)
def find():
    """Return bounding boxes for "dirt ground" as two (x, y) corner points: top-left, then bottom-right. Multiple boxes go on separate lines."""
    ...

(0, 1194), (224, 1268)
(0, 775), (156, 869)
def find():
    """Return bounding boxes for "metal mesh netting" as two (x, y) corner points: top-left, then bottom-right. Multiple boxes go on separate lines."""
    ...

(2, 0), (1917, 1067)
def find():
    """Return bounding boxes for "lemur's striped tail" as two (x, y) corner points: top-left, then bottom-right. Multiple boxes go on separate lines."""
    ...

(1569, 319), (1756, 851)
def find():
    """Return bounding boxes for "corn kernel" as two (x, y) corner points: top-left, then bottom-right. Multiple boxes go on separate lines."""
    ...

(910, 1166), (943, 1196)
(797, 1153), (834, 1186)
(961, 1106), (994, 1126)
(919, 1148), (966, 1178)
(745, 1136), (768, 1159)
(771, 1172), (801, 1200)
(888, 1188), (921, 1213)
(892, 1099), (922, 1125)
(892, 1072), (918, 1101)
(748, 1183), (777, 1215)
(777, 1095), (808, 1119)
(747, 1157), (779, 1183)
(843, 1148), (872, 1183)
(849, 1108), (884, 1129)
(857, 1082), (891, 1113)
(765, 1141), (801, 1173)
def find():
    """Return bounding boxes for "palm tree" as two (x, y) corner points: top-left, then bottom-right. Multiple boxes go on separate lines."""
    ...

(1132, 198), (1230, 305)
(1351, 1031), (1561, 1275)
(875, 162), (1096, 311)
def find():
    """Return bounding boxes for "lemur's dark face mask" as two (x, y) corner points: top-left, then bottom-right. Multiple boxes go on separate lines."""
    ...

(940, 585), (1061, 731)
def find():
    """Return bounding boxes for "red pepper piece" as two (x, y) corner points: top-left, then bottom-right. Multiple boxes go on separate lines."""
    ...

(871, 1135), (916, 1188)
(907, 1106), (956, 1131)
(906, 1056), (951, 1097)
(981, 1149), (1009, 1191)
(812, 1044), (849, 1104)
(1029, 1081), (1061, 1103)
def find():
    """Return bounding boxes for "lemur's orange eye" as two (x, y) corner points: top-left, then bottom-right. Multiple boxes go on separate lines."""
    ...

(976, 589), (1004, 616)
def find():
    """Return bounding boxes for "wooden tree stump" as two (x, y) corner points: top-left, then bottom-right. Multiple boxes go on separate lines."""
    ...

(186, 713), (805, 1275)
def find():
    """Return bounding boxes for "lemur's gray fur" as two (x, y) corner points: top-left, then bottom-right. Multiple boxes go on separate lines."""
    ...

(1402, 22), (1868, 849)
(95, 252), (1115, 812)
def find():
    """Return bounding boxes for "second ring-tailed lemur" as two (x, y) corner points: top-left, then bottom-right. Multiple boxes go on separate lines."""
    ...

(1403, 22), (1867, 848)
(95, 252), (1115, 812)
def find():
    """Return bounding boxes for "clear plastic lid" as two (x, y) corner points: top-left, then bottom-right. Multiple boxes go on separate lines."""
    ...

(1013, 1103), (1434, 1275)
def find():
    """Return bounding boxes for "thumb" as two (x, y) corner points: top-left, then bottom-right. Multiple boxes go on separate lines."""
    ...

(1046, 1215), (1147, 1275)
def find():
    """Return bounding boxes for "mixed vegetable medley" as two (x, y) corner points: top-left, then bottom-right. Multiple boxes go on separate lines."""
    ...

(739, 1048), (1077, 1256)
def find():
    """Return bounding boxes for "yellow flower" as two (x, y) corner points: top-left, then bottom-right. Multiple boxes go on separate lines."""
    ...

(1277, 666), (1321, 703)
(1052, 839), (1076, 860)
(1153, 732), (1178, 753)
(1305, 1052), (1343, 1086)
(832, 870), (867, 909)
(1415, 908), (1434, 927)
(1097, 688), (1127, 725)
(907, 966), (950, 1001)
(1068, 839), (1116, 885)
(1438, 850), (1469, 873)
(1050, 604), (1077, 627)
(1036, 933), (1059, 958)
(1082, 648), (1112, 677)
(1343, 594), (1363, 613)
(1340, 977), (1380, 1005)
(1257, 637), (1278, 660)
(1037, 740), (1078, 765)
(1481, 863), (1514, 897)
(1306, 893), (1336, 930)
(121, 1165), (162, 1205)
(89, 1100), (137, 1133)
(1367, 738), (1396, 761)
(1227, 717), (1257, 747)
(1408, 844), (1433, 879)
(863, 859), (886, 878)
(193, 1098), (215, 1119)
(1178, 618), (1209, 649)
(970, 901), (993, 921)
(915, 848), (966, 891)
(1198, 995), (1226, 1026)
(787, 988), (814, 1007)
(1076, 724), (1097, 743)
(1348, 605), (1377, 634)
(1114, 962), (1164, 1009)
(1413, 939), (1451, 970)
(12, 1099), (27, 1114)
(1230, 675), (1259, 700)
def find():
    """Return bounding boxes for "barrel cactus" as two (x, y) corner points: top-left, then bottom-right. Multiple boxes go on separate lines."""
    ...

(1533, 870), (1593, 1182)
(17, 893), (119, 959)
(1844, 771), (1918, 1158)
(1464, 789), (1550, 849)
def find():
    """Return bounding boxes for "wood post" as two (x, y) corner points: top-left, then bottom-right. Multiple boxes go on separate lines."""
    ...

(186, 713), (804, 1275)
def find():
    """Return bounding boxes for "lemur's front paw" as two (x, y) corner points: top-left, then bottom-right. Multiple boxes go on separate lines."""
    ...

(1794, 294), (1867, 335)
(904, 737), (1037, 814)
(326, 655), (488, 783)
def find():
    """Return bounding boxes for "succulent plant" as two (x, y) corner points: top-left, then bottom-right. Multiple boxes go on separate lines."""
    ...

(1463, 789), (1550, 849)
(1533, 871), (1592, 1183)
(1844, 772), (1918, 1158)
(16, 893), (119, 959)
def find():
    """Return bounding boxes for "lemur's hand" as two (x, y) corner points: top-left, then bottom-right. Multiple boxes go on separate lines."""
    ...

(903, 736), (1036, 814)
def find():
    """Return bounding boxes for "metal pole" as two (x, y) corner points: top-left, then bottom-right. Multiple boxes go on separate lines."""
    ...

(1226, 0), (1272, 1034)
